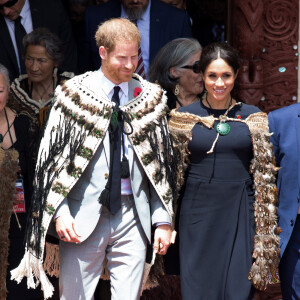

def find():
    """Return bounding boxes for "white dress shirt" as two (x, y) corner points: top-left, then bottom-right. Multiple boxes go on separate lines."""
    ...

(4, 0), (33, 73)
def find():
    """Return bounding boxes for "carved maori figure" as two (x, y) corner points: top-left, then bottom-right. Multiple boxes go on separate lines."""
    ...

(230, 0), (298, 112)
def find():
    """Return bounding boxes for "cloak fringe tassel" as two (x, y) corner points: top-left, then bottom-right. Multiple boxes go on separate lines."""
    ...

(43, 242), (60, 277)
(11, 250), (54, 299)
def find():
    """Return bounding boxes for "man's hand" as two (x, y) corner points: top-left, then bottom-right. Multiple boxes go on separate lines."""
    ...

(56, 215), (82, 243)
(153, 224), (173, 255)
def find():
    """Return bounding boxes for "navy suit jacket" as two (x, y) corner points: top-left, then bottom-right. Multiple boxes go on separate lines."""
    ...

(0, 0), (77, 81)
(79, 0), (193, 72)
(268, 103), (300, 257)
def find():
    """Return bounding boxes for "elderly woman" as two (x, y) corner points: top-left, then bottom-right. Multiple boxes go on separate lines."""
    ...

(169, 42), (280, 299)
(8, 28), (74, 163)
(0, 64), (42, 299)
(148, 38), (203, 109)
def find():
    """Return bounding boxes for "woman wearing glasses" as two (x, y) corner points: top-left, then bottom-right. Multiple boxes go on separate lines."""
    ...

(169, 42), (280, 299)
(148, 38), (203, 279)
(148, 38), (203, 110)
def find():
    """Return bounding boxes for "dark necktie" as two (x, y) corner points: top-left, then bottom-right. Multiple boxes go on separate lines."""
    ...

(14, 16), (26, 74)
(131, 19), (146, 79)
(99, 86), (122, 214)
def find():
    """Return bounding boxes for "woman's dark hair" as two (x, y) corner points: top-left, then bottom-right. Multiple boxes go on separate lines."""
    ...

(23, 28), (64, 66)
(148, 38), (202, 90)
(199, 42), (240, 74)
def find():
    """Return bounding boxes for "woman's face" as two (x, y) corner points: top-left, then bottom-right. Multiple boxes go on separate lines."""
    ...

(0, 74), (9, 112)
(202, 58), (237, 104)
(25, 45), (56, 83)
(177, 50), (203, 97)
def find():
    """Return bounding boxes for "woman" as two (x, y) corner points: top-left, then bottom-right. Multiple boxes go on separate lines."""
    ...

(148, 38), (203, 278)
(148, 38), (203, 109)
(0, 64), (42, 299)
(8, 27), (74, 163)
(169, 42), (280, 299)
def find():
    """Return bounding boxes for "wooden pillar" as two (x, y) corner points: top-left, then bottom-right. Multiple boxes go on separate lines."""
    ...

(229, 0), (299, 112)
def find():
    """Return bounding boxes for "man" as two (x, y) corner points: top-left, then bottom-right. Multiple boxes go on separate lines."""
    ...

(79, 0), (192, 75)
(0, 0), (77, 80)
(269, 103), (300, 299)
(11, 18), (175, 299)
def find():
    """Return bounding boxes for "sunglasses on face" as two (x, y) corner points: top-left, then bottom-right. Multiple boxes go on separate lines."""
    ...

(0, 0), (18, 10)
(181, 61), (201, 74)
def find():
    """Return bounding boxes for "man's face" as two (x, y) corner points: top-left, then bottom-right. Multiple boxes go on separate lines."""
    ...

(100, 40), (138, 85)
(0, 0), (25, 21)
(121, 0), (149, 20)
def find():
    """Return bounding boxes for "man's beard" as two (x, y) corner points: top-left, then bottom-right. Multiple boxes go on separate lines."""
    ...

(123, 2), (148, 20)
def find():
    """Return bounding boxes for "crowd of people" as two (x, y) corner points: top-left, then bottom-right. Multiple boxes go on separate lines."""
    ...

(0, 1), (299, 300)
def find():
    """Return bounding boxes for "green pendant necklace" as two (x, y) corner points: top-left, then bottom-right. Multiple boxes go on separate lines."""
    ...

(216, 121), (230, 135)
(206, 94), (232, 136)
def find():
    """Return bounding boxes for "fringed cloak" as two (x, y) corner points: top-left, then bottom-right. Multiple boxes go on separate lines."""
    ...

(169, 108), (281, 291)
(11, 72), (177, 298)
(8, 69), (74, 167)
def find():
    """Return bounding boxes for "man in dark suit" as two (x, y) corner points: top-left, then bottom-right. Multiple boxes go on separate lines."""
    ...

(79, 0), (193, 75)
(269, 103), (300, 299)
(0, 0), (77, 81)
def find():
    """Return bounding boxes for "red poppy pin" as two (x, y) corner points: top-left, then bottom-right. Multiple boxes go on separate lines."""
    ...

(134, 87), (142, 97)
(236, 115), (242, 119)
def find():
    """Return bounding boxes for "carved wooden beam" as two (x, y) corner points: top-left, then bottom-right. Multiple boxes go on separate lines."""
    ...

(230, 0), (299, 112)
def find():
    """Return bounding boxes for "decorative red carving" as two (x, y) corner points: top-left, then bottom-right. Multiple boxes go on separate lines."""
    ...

(230, 0), (298, 112)
(260, 0), (299, 112)
(230, 0), (264, 107)
(264, 0), (297, 41)
(239, 1), (264, 32)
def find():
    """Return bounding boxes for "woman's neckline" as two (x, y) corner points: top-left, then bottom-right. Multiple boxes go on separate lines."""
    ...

(200, 99), (228, 112)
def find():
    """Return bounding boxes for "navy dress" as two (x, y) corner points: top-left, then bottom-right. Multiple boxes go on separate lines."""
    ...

(178, 100), (260, 300)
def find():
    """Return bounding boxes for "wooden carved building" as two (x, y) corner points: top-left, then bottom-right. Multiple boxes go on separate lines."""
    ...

(229, 0), (299, 112)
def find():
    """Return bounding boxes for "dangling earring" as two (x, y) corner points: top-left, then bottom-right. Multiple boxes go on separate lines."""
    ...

(174, 84), (180, 96)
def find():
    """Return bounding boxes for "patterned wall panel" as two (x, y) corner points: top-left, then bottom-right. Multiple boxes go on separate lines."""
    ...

(230, 0), (299, 112)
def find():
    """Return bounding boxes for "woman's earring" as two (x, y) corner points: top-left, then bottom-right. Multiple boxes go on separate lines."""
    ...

(174, 84), (180, 96)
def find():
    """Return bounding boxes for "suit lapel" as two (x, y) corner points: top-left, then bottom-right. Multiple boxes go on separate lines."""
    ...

(127, 77), (142, 170)
(103, 132), (110, 168)
(296, 111), (300, 188)
(82, 71), (111, 167)
(128, 77), (141, 100)
(0, 16), (19, 74)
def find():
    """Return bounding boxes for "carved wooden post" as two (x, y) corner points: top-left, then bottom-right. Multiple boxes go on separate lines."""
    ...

(260, 0), (299, 111)
(230, 0), (299, 112)
(230, 0), (264, 106)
